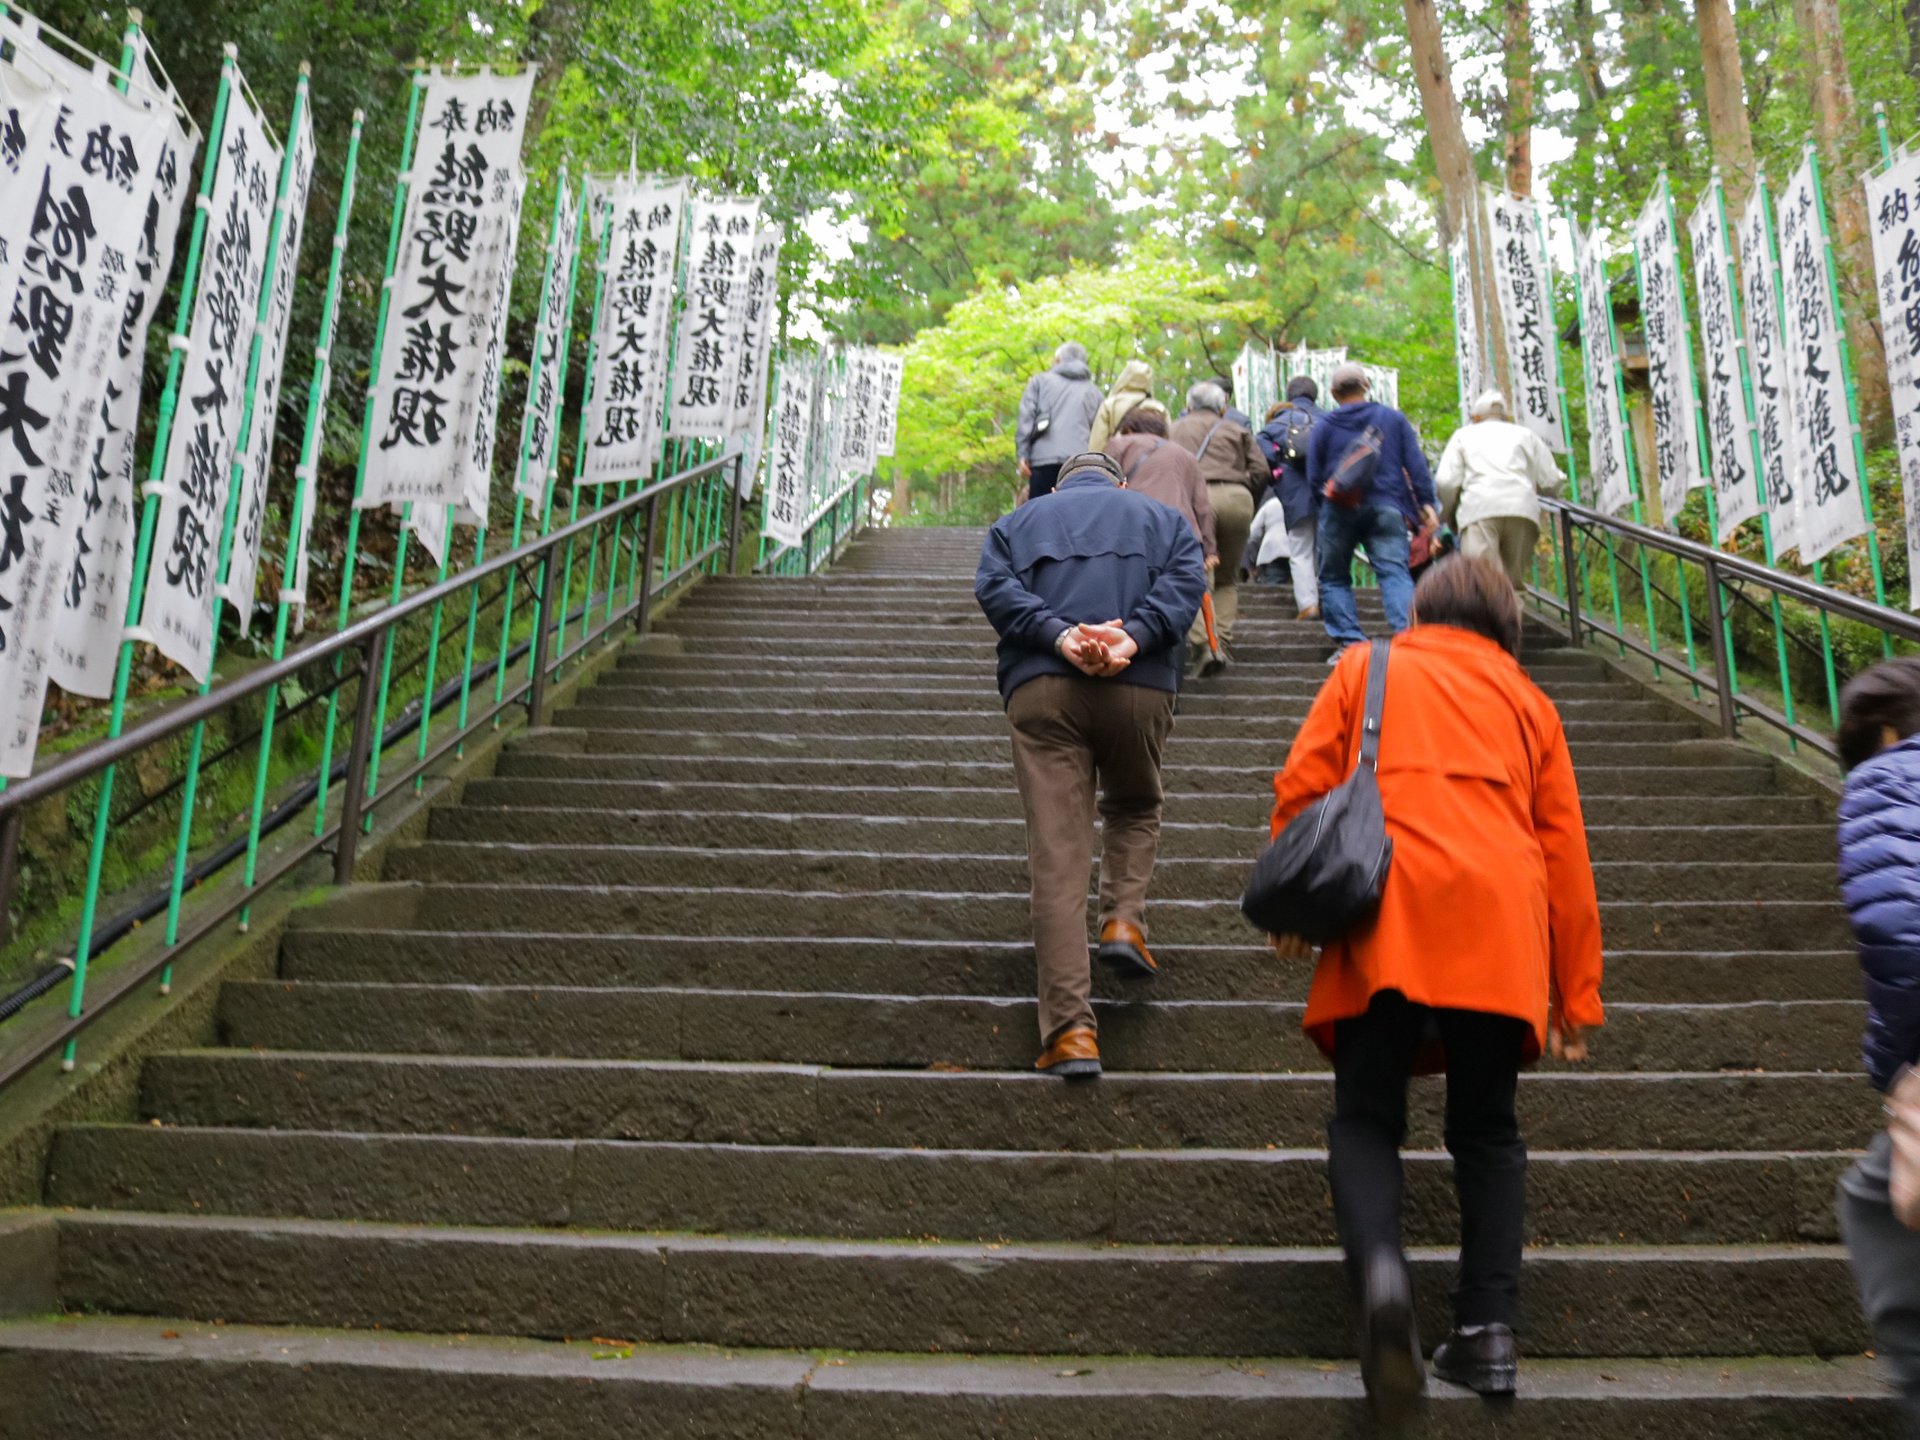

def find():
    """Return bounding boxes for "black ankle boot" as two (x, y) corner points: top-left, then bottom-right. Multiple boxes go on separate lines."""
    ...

(1358, 1249), (1425, 1426)
(1432, 1323), (1518, 1395)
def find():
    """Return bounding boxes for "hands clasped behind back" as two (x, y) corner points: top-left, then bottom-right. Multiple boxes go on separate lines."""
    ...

(1056, 620), (1139, 678)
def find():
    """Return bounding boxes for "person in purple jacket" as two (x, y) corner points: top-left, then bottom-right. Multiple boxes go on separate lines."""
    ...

(1835, 656), (1920, 1432)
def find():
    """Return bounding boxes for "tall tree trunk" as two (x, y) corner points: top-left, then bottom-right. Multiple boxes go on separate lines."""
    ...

(1792, 0), (1891, 431)
(1696, 0), (1756, 211)
(1503, 0), (1534, 197)
(522, 0), (587, 152)
(1907, 0), (1920, 95)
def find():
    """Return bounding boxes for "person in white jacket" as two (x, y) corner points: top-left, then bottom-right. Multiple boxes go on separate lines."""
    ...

(1433, 390), (1567, 586)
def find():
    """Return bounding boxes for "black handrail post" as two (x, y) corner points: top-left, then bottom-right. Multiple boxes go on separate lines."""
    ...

(1703, 553), (1738, 739)
(1559, 508), (1583, 647)
(725, 456), (744, 574)
(636, 492), (661, 634)
(333, 629), (387, 886)
(527, 539), (557, 727)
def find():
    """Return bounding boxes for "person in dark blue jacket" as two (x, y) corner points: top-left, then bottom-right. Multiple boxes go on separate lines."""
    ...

(1834, 656), (1920, 1430)
(1306, 363), (1439, 659)
(1254, 377), (1325, 617)
(975, 451), (1207, 1080)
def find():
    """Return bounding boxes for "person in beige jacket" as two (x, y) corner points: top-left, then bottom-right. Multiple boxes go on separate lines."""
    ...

(1087, 359), (1155, 452)
(1434, 390), (1566, 585)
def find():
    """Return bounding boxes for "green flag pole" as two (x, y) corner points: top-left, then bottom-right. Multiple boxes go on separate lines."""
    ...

(237, 106), (364, 929)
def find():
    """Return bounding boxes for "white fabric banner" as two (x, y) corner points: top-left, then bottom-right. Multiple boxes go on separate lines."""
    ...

(1736, 189), (1802, 557)
(725, 222), (781, 491)
(359, 68), (533, 514)
(1687, 189), (1762, 541)
(50, 55), (194, 696)
(515, 178), (581, 504)
(410, 498), (449, 569)
(454, 167), (523, 527)
(1868, 152), (1920, 608)
(837, 346), (880, 474)
(1450, 233), (1481, 423)
(1631, 188), (1704, 522)
(763, 359), (813, 549)
(580, 177), (685, 483)
(667, 196), (759, 441)
(1777, 153), (1868, 564)
(1572, 221), (1635, 517)
(873, 352), (904, 459)
(0, 56), (61, 336)
(221, 99), (314, 631)
(0, 73), (173, 773)
(1483, 188), (1566, 453)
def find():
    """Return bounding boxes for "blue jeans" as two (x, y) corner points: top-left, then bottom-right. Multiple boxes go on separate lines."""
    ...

(1317, 503), (1414, 648)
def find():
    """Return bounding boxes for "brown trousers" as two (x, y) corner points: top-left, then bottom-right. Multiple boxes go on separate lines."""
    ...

(1006, 675), (1177, 1044)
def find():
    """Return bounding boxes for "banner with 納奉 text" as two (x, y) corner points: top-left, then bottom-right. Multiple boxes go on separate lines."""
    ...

(762, 358), (814, 550)
(452, 165), (523, 527)
(357, 67), (533, 516)
(1571, 220), (1635, 518)
(1482, 186), (1567, 454)
(1631, 186), (1704, 523)
(725, 221), (781, 491)
(1775, 152), (1867, 564)
(1736, 186), (1801, 556)
(1866, 148), (1920, 609)
(837, 347), (881, 474)
(1687, 186), (1761, 542)
(873, 352), (904, 459)
(1449, 234), (1482, 424)
(580, 176), (686, 483)
(515, 176), (581, 504)
(667, 195), (760, 441)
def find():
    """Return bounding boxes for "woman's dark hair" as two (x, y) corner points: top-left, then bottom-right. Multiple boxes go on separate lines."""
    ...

(1838, 657), (1920, 771)
(1117, 406), (1169, 437)
(1411, 556), (1522, 656)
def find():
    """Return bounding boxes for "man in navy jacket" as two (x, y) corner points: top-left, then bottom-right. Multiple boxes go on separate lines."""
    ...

(975, 452), (1206, 1079)
(1306, 363), (1439, 657)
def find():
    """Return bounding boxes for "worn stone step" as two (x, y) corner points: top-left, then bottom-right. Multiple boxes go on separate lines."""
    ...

(383, 843), (1838, 906)
(215, 981), (1859, 1074)
(454, 777), (1829, 829)
(426, 808), (1838, 864)
(275, 929), (1863, 1005)
(47, 1127), (1854, 1246)
(45, 1210), (1869, 1358)
(13, 1324), (1888, 1440)
(490, 752), (1780, 797)
(139, 1052), (1880, 1152)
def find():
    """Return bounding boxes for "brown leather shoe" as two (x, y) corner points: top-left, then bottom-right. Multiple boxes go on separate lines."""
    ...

(1297, 604), (1321, 621)
(1035, 1024), (1102, 1080)
(1096, 919), (1158, 981)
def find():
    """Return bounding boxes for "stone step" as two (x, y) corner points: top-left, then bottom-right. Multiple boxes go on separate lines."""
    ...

(43, 1210), (1869, 1358)
(139, 1052), (1880, 1152)
(12, 1320), (1888, 1439)
(382, 844), (1839, 905)
(47, 1127), (1853, 1246)
(214, 981), (1859, 1073)
(275, 930), (1863, 1004)
(425, 809), (1838, 864)
(489, 752), (1780, 797)
(454, 777), (1828, 829)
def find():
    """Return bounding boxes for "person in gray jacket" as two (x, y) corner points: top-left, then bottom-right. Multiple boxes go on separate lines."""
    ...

(1017, 342), (1105, 500)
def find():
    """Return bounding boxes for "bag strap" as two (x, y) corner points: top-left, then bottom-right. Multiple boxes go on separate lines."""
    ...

(1123, 438), (1165, 482)
(1186, 414), (1228, 459)
(1359, 637), (1390, 771)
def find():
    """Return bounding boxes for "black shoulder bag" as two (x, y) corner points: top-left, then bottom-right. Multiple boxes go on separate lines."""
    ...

(1240, 638), (1394, 944)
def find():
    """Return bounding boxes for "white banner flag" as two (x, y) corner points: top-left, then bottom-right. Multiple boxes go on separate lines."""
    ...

(581, 177), (685, 484)
(667, 195), (760, 441)
(0, 72), (173, 774)
(454, 166), (523, 528)
(0, 55), (61, 333)
(1572, 221), (1635, 518)
(763, 359), (813, 549)
(1867, 150), (1920, 608)
(873, 352), (904, 459)
(1777, 153), (1868, 564)
(1737, 189), (1802, 557)
(515, 178), (581, 504)
(725, 221), (781, 490)
(221, 99), (313, 631)
(1449, 234), (1482, 423)
(837, 346), (881, 474)
(50, 51), (195, 696)
(410, 498), (449, 569)
(1687, 189), (1762, 541)
(1483, 188), (1566, 453)
(1631, 187), (1704, 522)
(359, 68), (533, 514)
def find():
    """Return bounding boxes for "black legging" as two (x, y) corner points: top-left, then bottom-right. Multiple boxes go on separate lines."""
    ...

(1329, 990), (1530, 1328)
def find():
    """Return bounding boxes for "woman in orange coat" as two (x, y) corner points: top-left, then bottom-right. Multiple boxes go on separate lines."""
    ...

(1266, 556), (1604, 1417)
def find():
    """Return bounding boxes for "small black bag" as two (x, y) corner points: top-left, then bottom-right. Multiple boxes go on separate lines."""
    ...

(1322, 423), (1384, 509)
(1240, 638), (1393, 944)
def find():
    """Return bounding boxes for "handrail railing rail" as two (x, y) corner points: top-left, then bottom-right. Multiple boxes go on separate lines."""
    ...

(0, 451), (744, 1091)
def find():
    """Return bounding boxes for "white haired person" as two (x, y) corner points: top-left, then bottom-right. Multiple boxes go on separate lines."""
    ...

(1432, 390), (1566, 587)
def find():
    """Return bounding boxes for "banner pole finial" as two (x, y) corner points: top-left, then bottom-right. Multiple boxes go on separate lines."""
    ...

(222, 41), (237, 59)
(126, 7), (142, 24)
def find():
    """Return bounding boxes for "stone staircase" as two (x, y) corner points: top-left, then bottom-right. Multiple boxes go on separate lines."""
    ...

(0, 525), (1897, 1436)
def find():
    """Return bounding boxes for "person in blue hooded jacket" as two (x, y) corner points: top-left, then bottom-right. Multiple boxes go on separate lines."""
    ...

(1305, 363), (1439, 659)
(1835, 655), (1920, 1430)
